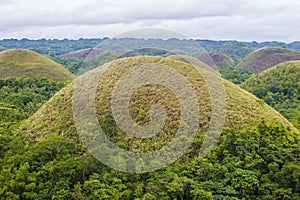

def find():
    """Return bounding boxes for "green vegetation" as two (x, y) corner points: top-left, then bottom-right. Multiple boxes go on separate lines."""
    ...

(1, 118), (300, 199)
(0, 77), (68, 130)
(52, 57), (83, 75)
(2, 56), (294, 199)
(236, 47), (300, 73)
(196, 52), (252, 84)
(241, 61), (300, 129)
(0, 42), (299, 199)
(0, 49), (75, 81)
(217, 66), (253, 84)
(0, 48), (72, 142)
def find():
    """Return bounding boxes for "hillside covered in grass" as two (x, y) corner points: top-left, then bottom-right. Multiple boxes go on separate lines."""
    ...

(236, 47), (300, 73)
(0, 56), (298, 199)
(0, 49), (74, 81)
(241, 61), (300, 129)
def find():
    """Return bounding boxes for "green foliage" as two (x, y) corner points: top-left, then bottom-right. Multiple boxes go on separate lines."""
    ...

(1, 118), (299, 199)
(52, 56), (83, 75)
(0, 77), (67, 128)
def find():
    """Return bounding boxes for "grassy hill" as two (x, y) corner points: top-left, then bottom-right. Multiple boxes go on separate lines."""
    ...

(2, 56), (298, 199)
(21, 56), (296, 141)
(236, 47), (300, 73)
(241, 61), (300, 129)
(0, 49), (75, 81)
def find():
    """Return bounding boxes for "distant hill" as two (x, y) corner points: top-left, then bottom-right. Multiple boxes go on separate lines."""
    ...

(0, 49), (74, 81)
(241, 61), (300, 129)
(197, 52), (235, 68)
(198, 53), (227, 66)
(61, 48), (104, 59)
(0, 78), (67, 129)
(236, 47), (300, 73)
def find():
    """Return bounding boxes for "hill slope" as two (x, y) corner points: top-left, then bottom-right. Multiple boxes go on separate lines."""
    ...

(0, 49), (75, 81)
(21, 56), (296, 140)
(236, 47), (300, 73)
(241, 61), (300, 129)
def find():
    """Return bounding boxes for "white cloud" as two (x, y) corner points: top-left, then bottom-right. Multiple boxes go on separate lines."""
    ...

(0, 0), (299, 41)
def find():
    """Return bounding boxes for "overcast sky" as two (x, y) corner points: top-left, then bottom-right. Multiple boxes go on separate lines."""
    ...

(0, 0), (299, 42)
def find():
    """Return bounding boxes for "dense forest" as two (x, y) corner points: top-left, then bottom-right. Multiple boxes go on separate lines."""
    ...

(1, 121), (299, 199)
(0, 78), (67, 127)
